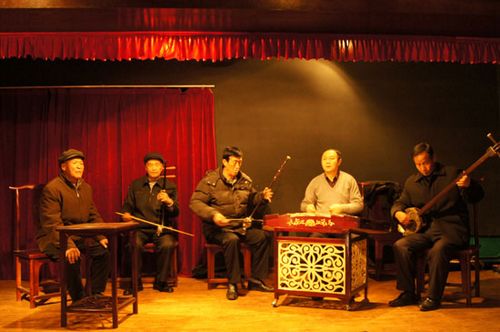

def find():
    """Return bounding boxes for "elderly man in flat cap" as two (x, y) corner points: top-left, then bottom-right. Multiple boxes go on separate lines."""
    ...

(37, 148), (110, 304)
(121, 152), (179, 294)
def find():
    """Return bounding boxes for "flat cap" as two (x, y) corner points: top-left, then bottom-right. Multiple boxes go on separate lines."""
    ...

(58, 148), (85, 164)
(144, 152), (165, 164)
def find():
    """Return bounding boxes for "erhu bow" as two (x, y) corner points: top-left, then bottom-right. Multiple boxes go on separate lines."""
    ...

(398, 133), (499, 236)
(225, 155), (292, 235)
(115, 212), (194, 237)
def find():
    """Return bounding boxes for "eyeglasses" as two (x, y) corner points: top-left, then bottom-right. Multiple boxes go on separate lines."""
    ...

(227, 158), (243, 166)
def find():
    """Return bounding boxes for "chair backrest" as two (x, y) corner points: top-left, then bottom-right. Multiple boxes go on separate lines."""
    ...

(9, 184), (45, 252)
(359, 180), (401, 231)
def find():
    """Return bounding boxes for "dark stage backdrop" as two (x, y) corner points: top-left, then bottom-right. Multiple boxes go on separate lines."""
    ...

(0, 87), (216, 279)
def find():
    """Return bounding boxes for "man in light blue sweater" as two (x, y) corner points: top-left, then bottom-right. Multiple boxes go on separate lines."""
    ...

(301, 149), (363, 216)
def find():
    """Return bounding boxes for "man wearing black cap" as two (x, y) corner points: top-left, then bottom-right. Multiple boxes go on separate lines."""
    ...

(121, 152), (179, 294)
(37, 148), (110, 303)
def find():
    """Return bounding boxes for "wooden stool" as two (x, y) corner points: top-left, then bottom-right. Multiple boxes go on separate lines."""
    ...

(206, 243), (251, 289)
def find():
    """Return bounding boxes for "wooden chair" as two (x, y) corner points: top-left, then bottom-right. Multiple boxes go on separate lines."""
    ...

(10, 184), (60, 308)
(358, 181), (402, 279)
(206, 243), (252, 289)
(416, 204), (481, 305)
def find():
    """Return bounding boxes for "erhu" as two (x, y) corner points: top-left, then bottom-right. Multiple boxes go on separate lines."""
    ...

(225, 155), (292, 235)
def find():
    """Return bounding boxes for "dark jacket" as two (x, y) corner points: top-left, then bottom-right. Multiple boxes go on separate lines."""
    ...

(391, 163), (484, 244)
(37, 174), (104, 251)
(189, 168), (268, 238)
(122, 175), (179, 229)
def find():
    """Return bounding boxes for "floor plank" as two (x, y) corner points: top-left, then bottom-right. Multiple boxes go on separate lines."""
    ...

(1, 270), (499, 331)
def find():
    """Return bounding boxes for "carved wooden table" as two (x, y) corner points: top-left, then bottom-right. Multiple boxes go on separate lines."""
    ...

(265, 213), (369, 310)
(57, 222), (139, 328)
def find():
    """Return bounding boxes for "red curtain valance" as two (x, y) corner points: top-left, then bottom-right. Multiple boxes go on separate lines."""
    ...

(0, 31), (498, 64)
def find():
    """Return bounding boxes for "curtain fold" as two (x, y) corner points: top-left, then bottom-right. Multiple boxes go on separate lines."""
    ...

(0, 32), (498, 64)
(0, 87), (216, 278)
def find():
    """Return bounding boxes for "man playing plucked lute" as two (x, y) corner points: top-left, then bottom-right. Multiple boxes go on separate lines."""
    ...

(389, 143), (484, 311)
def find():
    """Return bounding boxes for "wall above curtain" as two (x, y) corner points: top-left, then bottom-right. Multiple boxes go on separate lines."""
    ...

(0, 1), (498, 63)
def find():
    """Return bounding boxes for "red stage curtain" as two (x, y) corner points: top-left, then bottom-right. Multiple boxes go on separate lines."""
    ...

(0, 32), (498, 64)
(0, 87), (216, 279)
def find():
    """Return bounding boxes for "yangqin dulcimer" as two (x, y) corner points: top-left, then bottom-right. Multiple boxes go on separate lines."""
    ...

(263, 212), (360, 233)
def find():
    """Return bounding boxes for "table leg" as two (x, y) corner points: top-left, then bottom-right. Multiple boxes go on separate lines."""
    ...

(60, 232), (68, 327)
(110, 235), (118, 328)
(131, 229), (138, 313)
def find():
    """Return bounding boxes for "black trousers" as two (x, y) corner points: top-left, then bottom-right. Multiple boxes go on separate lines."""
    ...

(124, 229), (177, 284)
(44, 239), (110, 301)
(206, 228), (271, 285)
(393, 228), (465, 300)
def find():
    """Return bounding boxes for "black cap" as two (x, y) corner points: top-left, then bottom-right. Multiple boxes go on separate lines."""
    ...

(58, 149), (85, 165)
(144, 152), (165, 164)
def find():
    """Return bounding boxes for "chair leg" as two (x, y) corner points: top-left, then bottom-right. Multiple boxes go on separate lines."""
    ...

(474, 256), (480, 297)
(29, 259), (43, 309)
(15, 256), (22, 302)
(169, 246), (178, 287)
(207, 248), (216, 290)
(374, 241), (384, 280)
(460, 257), (472, 306)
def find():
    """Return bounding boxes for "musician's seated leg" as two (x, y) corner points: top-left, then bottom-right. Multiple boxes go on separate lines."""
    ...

(43, 242), (85, 303)
(123, 230), (149, 295)
(207, 231), (241, 300)
(83, 239), (111, 297)
(390, 233), (431, 307)
(244, 228), (274, 292)
(153, 233), (177, 293)
(423, 236), (462, 310)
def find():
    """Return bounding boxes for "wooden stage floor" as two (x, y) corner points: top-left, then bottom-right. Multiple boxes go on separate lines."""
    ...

(1, 270), (499, 331)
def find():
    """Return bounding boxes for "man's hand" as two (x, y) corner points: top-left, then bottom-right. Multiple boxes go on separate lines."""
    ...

(121, 212), (133, 222)
(456, 173), (471, 188)
(262, 187), (273, 202)
(305, 204), (316, 214)
(65, 247), (81, 264)
(395, 211), (410, 226)
(99, 238), (108, 249)
(157, 190), (175, 206)
(213, 213), (230, 227)
(328, 204), (344, 215)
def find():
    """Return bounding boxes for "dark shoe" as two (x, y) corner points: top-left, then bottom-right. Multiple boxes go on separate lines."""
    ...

(69, 296), (85, 307)
(419, 297), (441, 311)
(226, 283), (238, 300)
(388, 292), (419, 307)
(248, 278), (274, 292)
(41, 281), (60, 294)
(153, 282), (174, 293)
(123, 280), (144, 295)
